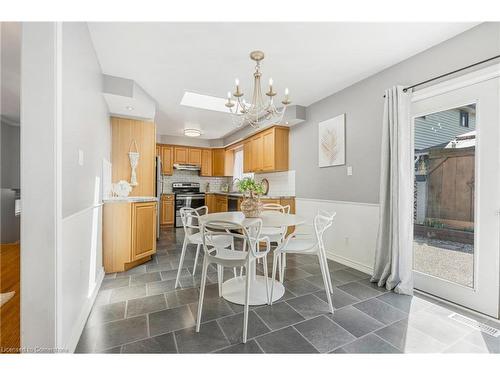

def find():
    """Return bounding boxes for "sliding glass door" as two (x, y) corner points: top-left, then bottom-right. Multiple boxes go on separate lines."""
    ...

(411, 69), (500, 318)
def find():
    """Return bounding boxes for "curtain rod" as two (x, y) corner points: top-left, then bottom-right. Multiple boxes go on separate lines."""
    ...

(383, 54), (500, 98)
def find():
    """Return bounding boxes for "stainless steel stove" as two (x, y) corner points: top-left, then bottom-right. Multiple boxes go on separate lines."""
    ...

(172, 182), (205, 227)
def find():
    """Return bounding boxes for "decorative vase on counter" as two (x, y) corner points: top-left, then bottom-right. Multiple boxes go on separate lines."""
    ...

(240, 191), (263, 218)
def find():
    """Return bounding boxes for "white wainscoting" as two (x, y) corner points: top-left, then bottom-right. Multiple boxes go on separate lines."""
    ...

(295, 198), (379, 275)
(61, 204), (105, 352)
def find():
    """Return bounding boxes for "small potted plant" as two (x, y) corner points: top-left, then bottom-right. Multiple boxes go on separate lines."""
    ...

(237, 177), (265, 218)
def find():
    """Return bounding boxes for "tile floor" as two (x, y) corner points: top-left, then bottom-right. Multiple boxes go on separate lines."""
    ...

(76, 228), (500, 354)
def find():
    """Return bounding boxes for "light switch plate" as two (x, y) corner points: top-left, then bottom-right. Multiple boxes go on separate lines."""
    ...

(78, 149), (84, 166)
(347, 166), (353, 176)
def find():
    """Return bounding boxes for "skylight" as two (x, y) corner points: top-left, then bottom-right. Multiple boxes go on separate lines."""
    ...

(180, 91), (230, 113)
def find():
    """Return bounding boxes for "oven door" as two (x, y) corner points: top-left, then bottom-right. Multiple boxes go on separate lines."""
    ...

(175, 195), (206, 227)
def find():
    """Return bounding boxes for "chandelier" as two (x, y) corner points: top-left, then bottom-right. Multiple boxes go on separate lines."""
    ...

(225, 50), (291, 128)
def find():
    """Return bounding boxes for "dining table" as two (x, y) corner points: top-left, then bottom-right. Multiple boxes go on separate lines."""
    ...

(198, 210), (305, 306)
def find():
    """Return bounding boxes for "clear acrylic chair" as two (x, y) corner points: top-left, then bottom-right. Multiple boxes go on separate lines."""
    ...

(174, 206), (233, 289)
(196, 219), (271, 343)
(271, 210), (336, 314)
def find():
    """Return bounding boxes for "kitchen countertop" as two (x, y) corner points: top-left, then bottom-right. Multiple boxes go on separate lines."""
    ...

(103, 196), (158, 203)
(205, 192), (295, 199)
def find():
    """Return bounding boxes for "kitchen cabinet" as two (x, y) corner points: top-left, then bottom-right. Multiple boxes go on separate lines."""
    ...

(103, 200), (157, 273)
(205, 193), (216, 213)
(215, 195), (228, 213)
(212, 149), (225, 176)
(111, 117), (156, 196)
(242, 126), (289, 173)
(188, 148), (202, 165)
(160, 145), (173, 175)
(160, 194), (174, 226)
(201, 149), (212, 176)
(243, 141), (252, 173)
(174, 146), (188, 164)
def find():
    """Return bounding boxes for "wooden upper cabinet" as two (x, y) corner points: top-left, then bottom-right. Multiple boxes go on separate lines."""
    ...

(201, 149), (213, 176)
(174, 146), (188, 164)
(160, 145), (173, 175)
(224, 149), (234, 177)
(251, 135), (264, 172)
(212, 148), (226, 176)
(243, 141), (252, 173)
(131, 202), (156, 261)
(188, 148), (202, 165)
(241, 126), (289, 173)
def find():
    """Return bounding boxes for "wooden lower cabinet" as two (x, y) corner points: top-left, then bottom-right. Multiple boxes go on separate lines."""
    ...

(160, 194), (174, 226)
(205, 193), (216, 213)
(215, 195), (228, 213)
(103, 200), (157, 273)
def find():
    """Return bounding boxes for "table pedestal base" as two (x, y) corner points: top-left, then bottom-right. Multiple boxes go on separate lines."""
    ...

(221, 276), (285, 306)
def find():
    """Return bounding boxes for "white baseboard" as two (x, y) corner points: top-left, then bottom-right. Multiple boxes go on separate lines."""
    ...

(66, 267), (104, 353)
(326, 251), (374, 275)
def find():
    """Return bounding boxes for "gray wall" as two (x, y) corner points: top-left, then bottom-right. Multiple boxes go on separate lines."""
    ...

(1, 121), (20, 189)
(62, 23), (110, 217)
(290, 22), (500, 204)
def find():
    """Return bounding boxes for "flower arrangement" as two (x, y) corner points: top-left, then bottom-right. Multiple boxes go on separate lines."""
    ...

(236, 177), (264, 217)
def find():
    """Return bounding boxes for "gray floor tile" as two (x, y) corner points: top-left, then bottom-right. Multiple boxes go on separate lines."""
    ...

(377, 293), (431, 314)
(338, 282), (383, 300)
(93, 315), (148, 351)
(215, 340), (263, 353)
(297, 263), (322, 275)
(314, 288), (360, 309)
(356, 278), (390, 293)
(343, 268), (371, 279)
(256, 327), (318, 353)
(126, 294), (167, 317)
(338, 333), (401, 353)
(294, 315), (355, 353)
(100, 277), (130, 290)
(87, 301), (126, 327)
(374, 319), (447, 353)
(130, 272), (161, 286)
(462, 330), (500, 353)
(175, 320), (230, 353)
(121, 333), (177, 353)
(282, 267), (313, 281)
(329, 305), (384, 337)
(406, 310), (472, 345)
(149, 305), (196, 336)
(161, 268), (190, 281)
(115, 265), (147, 278)
(304, 275), (330, 290)
(189, 298), (235, 323)
(109, 285), (147, 303)
(217, 311), (270, 345)
(328, 261), (349, 271)
(147, 279), (176, 296)
(443, 339), (490, 353)
(353, 298), (407, 325)
(284, 278), (320, 296)
(146, 262), (174, 273)
(286, 294), (332, 319)
(94, 290), (111, 307)
(254, 302), (305, 330)
(166, 287), (199, 308)
(332, 269), (366, 284)
(98, 346), (122, 353)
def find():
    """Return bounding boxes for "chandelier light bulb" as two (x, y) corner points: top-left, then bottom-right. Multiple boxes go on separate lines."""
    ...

(235, 78), (240, 86)
(269, 78), (273, 86)
(285, 88), (289, 96)
(227, 91), (231, 99)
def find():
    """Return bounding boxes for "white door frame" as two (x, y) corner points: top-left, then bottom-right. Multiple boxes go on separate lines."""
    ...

(410, 64), (500, 319)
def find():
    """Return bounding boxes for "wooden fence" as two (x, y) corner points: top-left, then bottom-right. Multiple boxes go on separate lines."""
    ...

(426, 146), (475, 230)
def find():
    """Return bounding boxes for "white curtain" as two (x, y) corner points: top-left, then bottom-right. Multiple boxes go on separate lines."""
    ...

(370, 86), (413, 295)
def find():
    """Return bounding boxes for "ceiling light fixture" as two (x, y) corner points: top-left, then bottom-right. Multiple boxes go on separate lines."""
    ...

(184, 128), (201, 137)
(225, 50), (291, 129)
(125, 105), (134, 111)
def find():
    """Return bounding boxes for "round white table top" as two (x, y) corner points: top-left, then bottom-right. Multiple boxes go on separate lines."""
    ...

(198, 211), (305, 228)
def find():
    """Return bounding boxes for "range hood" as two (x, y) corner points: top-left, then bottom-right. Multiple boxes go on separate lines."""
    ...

(173, 163), (201, 171)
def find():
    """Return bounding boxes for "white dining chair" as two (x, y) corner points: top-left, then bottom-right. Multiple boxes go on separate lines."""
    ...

(174, 206), (234, 289)
(261, 203), (290, 282)
(196, 219), (271, 343)
(270, 210), (336, 314)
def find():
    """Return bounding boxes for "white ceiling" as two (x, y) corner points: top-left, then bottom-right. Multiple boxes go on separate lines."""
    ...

(88, 22), (478, 139)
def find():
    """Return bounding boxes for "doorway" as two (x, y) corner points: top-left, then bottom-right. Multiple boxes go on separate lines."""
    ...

(411, 66), (500, 318)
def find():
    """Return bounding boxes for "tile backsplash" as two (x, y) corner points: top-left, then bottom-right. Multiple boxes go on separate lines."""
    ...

(255, 170), (295, 197)
(161, 170), (231, 193)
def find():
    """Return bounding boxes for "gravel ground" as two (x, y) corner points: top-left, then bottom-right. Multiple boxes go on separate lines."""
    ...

(413, 236), (474, 288)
